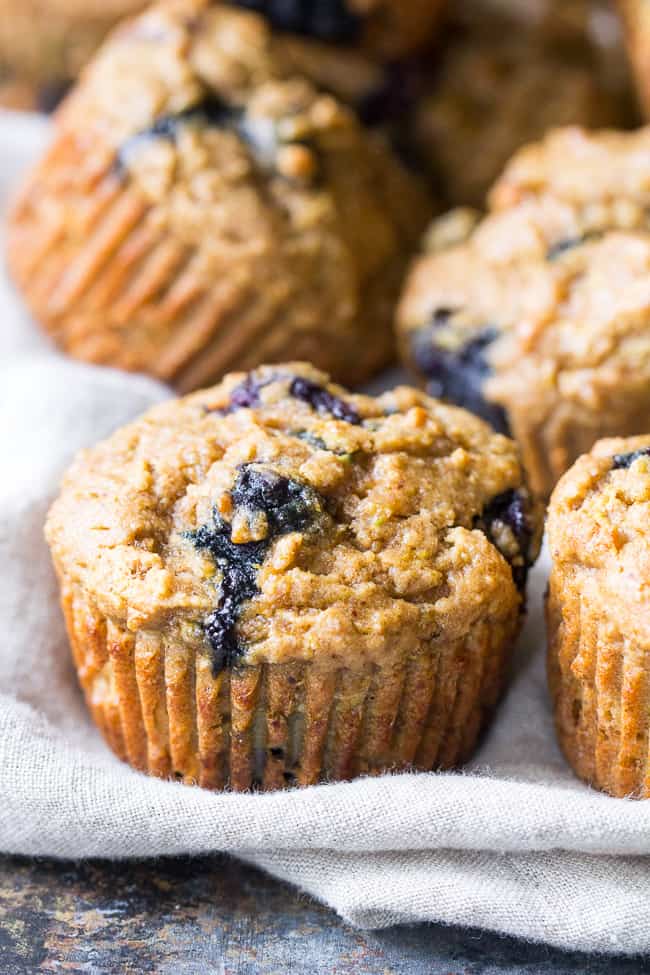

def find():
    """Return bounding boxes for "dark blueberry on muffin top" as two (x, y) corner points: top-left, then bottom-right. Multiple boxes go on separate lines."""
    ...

(474, 489), (535, 593)
(611, 446), (650, 470)
(189, 464), (327, 672)
(229, 0), (362, 43)
(410, 310), (509, 436)
(289, 375), (361, 424)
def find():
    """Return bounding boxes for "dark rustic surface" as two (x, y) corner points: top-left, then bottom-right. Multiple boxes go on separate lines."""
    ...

(0, 855), (648, 974)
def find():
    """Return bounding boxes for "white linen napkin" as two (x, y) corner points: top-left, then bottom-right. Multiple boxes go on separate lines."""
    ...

(2, 111), (650, 957)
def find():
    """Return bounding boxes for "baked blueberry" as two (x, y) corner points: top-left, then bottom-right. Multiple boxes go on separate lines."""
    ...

(475, 489), (534, 592)
(409, 311), (509, 436)
(612, 446), (650, 470)
(230, 0), (361, 43)
(190, 465), (326, 672)
(289, 376), (361, 424)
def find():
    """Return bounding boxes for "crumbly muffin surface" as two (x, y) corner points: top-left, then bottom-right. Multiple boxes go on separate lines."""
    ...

(549, 437), (650, 643)
(46, 364), (540, 676)
(398, 125), (650, 497)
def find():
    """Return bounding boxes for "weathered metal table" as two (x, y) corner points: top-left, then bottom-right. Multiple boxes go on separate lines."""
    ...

(0, 854), (646, 973)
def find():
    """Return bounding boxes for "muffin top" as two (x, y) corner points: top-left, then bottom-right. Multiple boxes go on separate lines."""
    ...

(46, 364), (540, 674)
(548, 436), (650, 641)
(490, 125), (650, 213)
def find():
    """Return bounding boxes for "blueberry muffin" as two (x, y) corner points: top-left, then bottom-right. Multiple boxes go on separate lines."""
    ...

(7, 1), (430, 391)
(45, 362), (541, 791)
(547, 436), (650, 798)
(0, 0), (145, 90)
(398, 125), (650, 499)
(412, 0), (635, 207)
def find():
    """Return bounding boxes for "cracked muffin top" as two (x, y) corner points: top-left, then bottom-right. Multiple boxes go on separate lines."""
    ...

(398, 126), (650, 496)
(548, 435), (650, 640)
(45, 364), (541, 675)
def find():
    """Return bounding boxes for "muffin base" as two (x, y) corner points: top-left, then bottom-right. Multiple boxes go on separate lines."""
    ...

(547, 573), (650, 798)
(60, 577), (519, 791)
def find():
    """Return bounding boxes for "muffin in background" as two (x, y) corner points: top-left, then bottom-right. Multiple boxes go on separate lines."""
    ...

(412, 0), (636, 207)
(398, 125), (650, 499)
(547, 436), (650, 798)
(617, 0), (650, 117)
(45, 362), (541, 791)
(6, 0), (431, 391)
(0, 0), (145, 90)
(228, 0), (443, 60)
(0, 75), (42, 112)
(220, 1), (443, 117)
(0, 0), (444, 124)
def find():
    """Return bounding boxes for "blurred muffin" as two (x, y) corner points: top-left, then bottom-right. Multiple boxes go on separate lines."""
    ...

(618, 0), (650, 117)
(228, 0), (443, 60)
(7, 0), (431, 391)
(45, 362), (541, 791)
(0, 75), (41, 112)
(0, 0), (145, 89)
(412, 0), (635, 206)
(0, 0), (443, 119)
(398, 126), (650, 499)
(547, 436), (650, 798)
(223, 1), (443, 117)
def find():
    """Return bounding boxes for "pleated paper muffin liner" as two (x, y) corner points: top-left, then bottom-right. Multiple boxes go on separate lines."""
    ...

(547, 574), (650, 799)
(59, 574), (520, 791)
(9, 132), (398, 391)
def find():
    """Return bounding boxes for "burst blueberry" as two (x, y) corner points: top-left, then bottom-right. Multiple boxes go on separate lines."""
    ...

(546, 230), (602, 261)
(188, 465), (326, 673)
(117, 96), (279, 175)
(289, 376), (361, 424)
(411, 310), (509, 435)
(474, 489), (533, 592)
(612, 446), (650, 470)
(229, 0), (362, 43)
